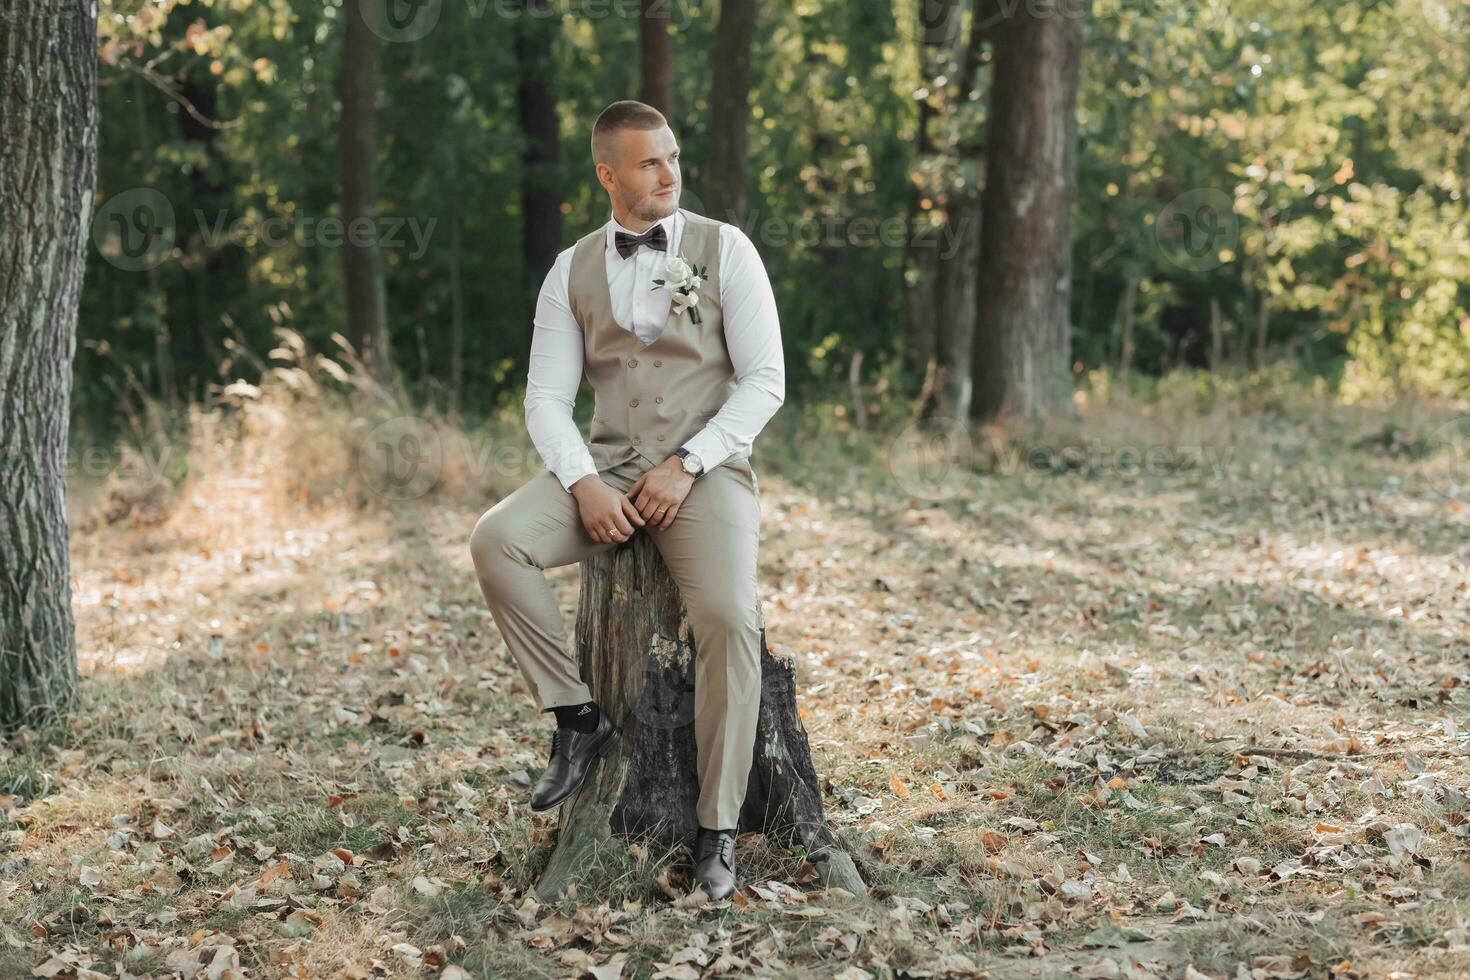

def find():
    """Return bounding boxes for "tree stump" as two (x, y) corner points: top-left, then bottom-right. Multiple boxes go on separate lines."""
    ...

(534, 531), (867, 902)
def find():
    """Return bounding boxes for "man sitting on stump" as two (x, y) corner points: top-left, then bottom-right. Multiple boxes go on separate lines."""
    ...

(468, 99), (785, 900)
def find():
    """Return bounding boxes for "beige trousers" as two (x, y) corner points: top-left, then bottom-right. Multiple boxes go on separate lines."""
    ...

(468, 455), (763, 831)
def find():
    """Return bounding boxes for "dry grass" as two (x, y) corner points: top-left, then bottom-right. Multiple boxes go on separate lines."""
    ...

(3, 339), (1469, 978)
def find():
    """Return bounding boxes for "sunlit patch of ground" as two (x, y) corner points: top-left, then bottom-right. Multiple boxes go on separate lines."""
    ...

(3, 367), (1469, 978)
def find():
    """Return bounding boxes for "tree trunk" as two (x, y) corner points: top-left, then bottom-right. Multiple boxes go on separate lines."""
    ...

(1114, 276), (1137, 381)
(449, 202), (465, 418)
(0, 0), (96, 730)
(1208, 296), (1223, 371)
(535, 534), (868, 902)
(902, 0), (962, 387)
(706, 0), (758, 226)
(1255, 289), (1270, 369)
(339, 0), (391, 377)
(934, 197), (982, 421)
(641, 0), (675, 121)
(914, 0), (987, 421)
(904, 236), (939, 384)
(848, 350), (867, 431)
(515, 0), (561, 300)
(969, 0), (1086, 427)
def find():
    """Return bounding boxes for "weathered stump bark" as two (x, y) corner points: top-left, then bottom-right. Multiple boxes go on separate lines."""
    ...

(534, 532), (866, 902)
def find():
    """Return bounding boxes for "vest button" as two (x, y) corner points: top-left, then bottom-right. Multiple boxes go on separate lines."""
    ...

(627, 358), (638, 367)
(653, 360), (662, 367)
(654, 396), (663, 404)
(657, 435), (665, 442)
(632, 436), (641, 444)
(629, 398), (639, 407)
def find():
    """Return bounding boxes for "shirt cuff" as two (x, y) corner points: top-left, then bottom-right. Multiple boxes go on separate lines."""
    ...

(555, 453), (600, 493)
(679, 427), (731, 474)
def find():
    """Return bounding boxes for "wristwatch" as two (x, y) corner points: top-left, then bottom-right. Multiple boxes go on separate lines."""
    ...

(673, 447), (704, 478)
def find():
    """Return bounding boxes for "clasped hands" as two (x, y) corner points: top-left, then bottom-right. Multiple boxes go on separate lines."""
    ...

(571, 456), (694, 544)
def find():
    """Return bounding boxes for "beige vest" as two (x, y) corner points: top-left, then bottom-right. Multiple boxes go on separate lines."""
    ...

(568, 208), (742, 471)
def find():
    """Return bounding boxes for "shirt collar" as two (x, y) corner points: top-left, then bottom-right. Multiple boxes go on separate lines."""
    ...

(605, 207), (683, 258)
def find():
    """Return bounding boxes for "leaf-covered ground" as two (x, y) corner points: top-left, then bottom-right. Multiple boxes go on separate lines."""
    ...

(3, 374), (1469, 978)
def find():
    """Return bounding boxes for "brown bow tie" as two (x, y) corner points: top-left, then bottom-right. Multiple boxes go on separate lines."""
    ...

(614, 223), (668, 259)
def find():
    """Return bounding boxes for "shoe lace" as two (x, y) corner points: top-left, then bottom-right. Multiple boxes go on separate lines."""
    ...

(698, 831), (734, 867)
(550, 727), (565, 760)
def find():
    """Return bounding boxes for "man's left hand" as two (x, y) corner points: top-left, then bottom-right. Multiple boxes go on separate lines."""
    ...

(626, 457), (694, 529)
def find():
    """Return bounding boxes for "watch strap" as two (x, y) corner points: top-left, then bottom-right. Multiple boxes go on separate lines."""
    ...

(674, 447), (704, 476)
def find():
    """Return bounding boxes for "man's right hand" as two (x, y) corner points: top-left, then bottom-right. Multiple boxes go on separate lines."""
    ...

(570, 474), (646, 544)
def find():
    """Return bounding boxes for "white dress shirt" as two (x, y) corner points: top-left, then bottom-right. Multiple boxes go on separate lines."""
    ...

(524, 207), (786, 492)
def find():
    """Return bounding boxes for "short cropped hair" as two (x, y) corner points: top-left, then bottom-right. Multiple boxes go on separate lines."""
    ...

(591, 100), (667, 165)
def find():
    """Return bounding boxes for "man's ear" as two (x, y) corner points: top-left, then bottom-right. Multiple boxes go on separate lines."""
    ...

(595, 161), (616, 195)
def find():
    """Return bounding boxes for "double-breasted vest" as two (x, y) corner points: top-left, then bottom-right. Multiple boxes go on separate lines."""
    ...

(566, 208), (743, 472)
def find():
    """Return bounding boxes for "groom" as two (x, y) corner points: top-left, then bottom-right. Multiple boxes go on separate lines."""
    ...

(468, 100), (785, 899)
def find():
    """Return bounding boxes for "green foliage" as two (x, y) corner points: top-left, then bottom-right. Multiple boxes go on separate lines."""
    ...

(1078, 0), (1469, 396)
(80, 0), (1469, 443)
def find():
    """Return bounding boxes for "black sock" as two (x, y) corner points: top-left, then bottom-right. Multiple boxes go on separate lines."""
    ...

(549, 700), (599, 733)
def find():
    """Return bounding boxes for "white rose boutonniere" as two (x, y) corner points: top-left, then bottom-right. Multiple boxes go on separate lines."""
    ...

(651, 253), (708, 325)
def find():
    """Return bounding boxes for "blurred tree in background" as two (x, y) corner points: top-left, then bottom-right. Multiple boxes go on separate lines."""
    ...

(81, 0), (1469, 441)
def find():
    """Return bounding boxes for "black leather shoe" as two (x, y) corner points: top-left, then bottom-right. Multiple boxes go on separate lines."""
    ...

(693, 826), (738, 900)
(529, 710), (620, 812)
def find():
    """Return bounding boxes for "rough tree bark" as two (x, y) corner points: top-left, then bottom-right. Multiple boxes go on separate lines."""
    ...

(933, 199), (982, 421)
(929, 4), (990, 423)
(339, 0), (391, 377)
(640, 0), (675, 121)
(910, 0), (990, 421)
(534, 534), (867, 902)
(515, 0), (562, 298)
(706, 0), (758, 227)
(0, 0), (97, 730)
(968, 0), (1086, 427)
(902, 0), (961, 383)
